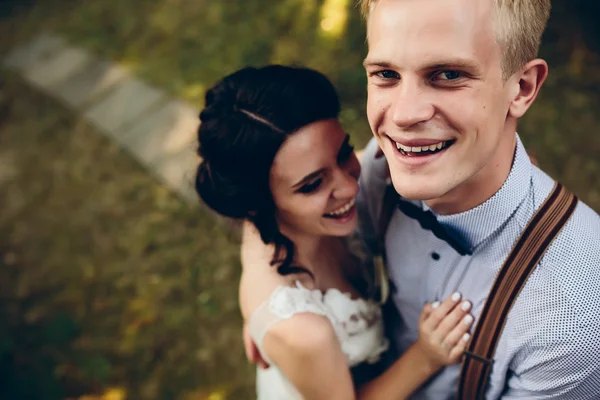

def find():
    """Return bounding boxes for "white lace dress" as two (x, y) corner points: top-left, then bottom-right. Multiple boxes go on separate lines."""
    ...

(248, 281), (389, 399)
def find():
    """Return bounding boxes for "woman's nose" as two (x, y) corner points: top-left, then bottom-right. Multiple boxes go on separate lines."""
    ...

(332, 168), (359, 199)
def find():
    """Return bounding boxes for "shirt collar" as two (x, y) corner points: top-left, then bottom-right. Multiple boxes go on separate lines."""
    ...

(423, 134), (533, 252)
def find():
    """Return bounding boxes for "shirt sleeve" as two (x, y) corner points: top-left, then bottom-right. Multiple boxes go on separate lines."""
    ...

(503, 320), (600, 399)
(502, 204), (600, 399)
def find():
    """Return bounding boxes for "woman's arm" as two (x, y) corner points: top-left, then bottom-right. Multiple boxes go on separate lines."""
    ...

(262, 313), (356, 400)
(357, 293), (473, 399)
(240, 221), (273, 275)
(240, 221), (277, 369)
(262, 293), (473, 400)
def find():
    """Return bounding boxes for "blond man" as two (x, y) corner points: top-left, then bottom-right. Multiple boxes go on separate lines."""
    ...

(241, 0), (600, 398)
(357, 0), (600, 397)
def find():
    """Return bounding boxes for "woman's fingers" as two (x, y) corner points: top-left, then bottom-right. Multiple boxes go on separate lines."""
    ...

(420, 302), (433, 324)
(417, 293), (476, 366)
(440, 312), (474, 349)
(448, 333), (471, 363)
(433, 299), (473, 340)
(438, 302), (474, 363)
(421, 292), (463, 333)
(416, 293), (477, 367)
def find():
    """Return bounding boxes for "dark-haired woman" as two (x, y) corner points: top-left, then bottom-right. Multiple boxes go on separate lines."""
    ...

(196, 65), (474, 399)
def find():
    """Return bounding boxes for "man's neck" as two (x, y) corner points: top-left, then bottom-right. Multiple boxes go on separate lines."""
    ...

(426, 134), (518, 215)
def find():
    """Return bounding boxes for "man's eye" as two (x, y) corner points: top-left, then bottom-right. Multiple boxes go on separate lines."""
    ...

(298, 179), (323, 194)
(434, 70), (462, 81)
(376, 70), (399, 79)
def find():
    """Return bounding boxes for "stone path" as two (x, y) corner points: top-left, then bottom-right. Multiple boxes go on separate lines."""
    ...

(2, 32), (369, 207)
(2, 32), (200, 205)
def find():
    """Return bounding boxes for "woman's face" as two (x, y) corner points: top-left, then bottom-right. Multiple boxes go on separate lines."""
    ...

(269, 118), (361, 239)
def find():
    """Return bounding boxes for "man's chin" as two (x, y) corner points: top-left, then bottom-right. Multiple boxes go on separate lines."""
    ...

(391, 180), (447, 202)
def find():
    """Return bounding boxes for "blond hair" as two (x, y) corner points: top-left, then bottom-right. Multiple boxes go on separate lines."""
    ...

(359, 0), (551, 78)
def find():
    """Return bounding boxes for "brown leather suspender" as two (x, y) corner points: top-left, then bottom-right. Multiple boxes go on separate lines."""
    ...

(457, 182), (578, 399)
(374, 182), (577, 398)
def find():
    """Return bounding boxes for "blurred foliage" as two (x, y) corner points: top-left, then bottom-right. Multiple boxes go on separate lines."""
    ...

(0, 72), (253, 399)
(0, 0), (599, 399)
(1, 0), (372, 143)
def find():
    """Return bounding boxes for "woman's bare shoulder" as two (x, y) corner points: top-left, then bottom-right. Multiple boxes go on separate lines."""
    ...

(263, 312), (336, 361)
(239, 265), (317, 322)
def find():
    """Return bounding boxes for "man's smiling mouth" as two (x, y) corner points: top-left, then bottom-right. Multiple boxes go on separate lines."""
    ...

(393, 140), (456, 157)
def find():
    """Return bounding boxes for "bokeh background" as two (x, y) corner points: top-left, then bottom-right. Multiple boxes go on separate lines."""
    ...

(0, 0), (599, 399)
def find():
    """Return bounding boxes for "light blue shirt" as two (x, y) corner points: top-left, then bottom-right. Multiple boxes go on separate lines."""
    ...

(357, 135), (600, 399)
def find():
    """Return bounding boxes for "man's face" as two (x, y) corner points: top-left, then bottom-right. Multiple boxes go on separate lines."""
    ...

(364, 0), (517, 211)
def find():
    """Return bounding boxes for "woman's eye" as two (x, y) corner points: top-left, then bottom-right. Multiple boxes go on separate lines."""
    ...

(337, 134), (355, 164)
(298, 179), (323, 194)
(338, 143), (355, 164)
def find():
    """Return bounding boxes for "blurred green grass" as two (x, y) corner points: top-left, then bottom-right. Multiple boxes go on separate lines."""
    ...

(0, 71), (253, 399)
(0, 0), (599, 399)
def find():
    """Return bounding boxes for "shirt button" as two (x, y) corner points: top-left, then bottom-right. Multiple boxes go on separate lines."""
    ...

(431, 252), (440, 261)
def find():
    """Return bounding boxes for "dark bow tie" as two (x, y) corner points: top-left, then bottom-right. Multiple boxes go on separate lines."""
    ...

(396, 199), (472, 256)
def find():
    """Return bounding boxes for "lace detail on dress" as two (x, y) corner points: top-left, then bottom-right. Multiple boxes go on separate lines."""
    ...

(267, 283), (329, 319)
(249, 281), (389, 368)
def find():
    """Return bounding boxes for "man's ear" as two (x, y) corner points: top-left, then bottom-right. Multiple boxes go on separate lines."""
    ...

(508, 59), (548, 119)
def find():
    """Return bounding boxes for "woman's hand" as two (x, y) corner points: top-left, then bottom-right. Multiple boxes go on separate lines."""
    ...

(243, 323), (270, 369)
(416, 293), (474, 370)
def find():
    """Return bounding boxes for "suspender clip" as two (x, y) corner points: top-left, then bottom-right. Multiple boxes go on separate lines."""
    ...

(463, 350), (493, 366)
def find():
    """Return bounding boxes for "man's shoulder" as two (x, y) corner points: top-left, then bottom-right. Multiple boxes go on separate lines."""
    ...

(522, 168), (600, 327)
(358, 137), (389, 190)
(356, 138), (391, 232)
(531, 167), (600, 267)
(556, 199), (600, 247)
(543, 198), (600, 291)
(507, 199), (600, 348)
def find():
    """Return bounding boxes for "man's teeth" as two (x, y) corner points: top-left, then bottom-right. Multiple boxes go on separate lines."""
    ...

(395, 141), (448, 153)
(327, 198), (355, 216)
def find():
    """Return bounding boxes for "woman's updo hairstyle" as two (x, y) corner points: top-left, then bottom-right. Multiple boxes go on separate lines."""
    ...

(195, 65), (341, 274)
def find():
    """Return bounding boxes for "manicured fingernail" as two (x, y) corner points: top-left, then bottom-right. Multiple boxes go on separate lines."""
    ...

(432, 301), (440, 309)
(463, 315), (474, 325)
(462, 333), (471, 342)
(461, 301), (472, 311)
(451, 292), (461, 302)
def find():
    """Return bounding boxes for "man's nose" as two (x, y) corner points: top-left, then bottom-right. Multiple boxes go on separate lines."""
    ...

(391, 80), (435, 129)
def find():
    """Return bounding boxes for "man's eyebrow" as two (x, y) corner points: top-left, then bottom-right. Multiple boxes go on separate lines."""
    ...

(363, 58), (481, 72)
(363, 59), (395, 69)
(292, 169), (326, 189)
(424, 59), (480, 72)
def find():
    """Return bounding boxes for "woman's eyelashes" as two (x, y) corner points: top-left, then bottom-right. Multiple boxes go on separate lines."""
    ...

(337, 135), (354, 163)
(297, 136), (354, 195)
(298, 178), (323, 194)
